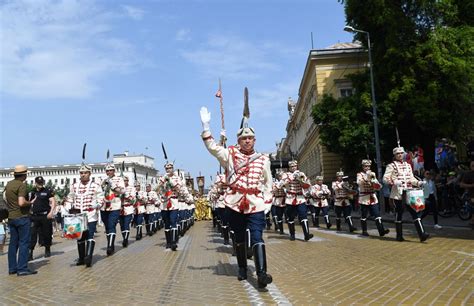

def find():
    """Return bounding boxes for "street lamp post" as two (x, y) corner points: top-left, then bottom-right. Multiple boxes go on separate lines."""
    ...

(344, 26), (383, 184)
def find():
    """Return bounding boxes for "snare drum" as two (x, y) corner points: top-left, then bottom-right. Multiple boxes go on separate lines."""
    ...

(63, 213), (88, 239)
(405, 189), (425, 212)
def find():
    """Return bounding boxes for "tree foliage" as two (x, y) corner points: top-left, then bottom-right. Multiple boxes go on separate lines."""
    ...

(314, 0), (474, 169)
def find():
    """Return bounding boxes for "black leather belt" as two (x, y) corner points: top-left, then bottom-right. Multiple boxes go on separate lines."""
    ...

(31, 211), (48, 216)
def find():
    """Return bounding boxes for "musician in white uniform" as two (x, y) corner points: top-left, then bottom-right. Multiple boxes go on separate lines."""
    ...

(357, 160), (389, 237)
(383, 146), (428, 242)
(64, 164), (103, 267)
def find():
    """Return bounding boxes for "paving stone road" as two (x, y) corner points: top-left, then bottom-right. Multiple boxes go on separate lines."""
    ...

(0, 220), (472, 305)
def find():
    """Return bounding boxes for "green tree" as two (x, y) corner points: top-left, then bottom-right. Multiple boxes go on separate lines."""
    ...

(315, 0), (474, 170)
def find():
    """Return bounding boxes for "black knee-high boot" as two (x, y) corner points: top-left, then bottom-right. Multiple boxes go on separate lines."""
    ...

(324, 215), (332, 229)
(106, 233), (115, 256)
(361, 219), (369, 236)
(301, 219), (314, 241)
(336, 218), (342, 231)
(375, 218), (390, 237)
(85, 240), (95, 268)
(288, 222), (296, 241)
(76, 239), (86, 266)
(395, 222), (404, 241)
(122, 230), (130, 247)
(272, 216), (278, 232)
(222, 226), (230, 245)
(346, 216), (356, 232)
(136, 225), (143, 240)
(164, 229), (171, 249)
(235, 242), (247, 281)
(414, 218), (429, 242)
(253, 243), (273, 288)
(171, 228), (178, 251)
(312, 213), (319, 227)
(278, 220), (284, 234)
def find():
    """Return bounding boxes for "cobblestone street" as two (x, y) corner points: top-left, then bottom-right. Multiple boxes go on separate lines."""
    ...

(0, 220), (473, 305)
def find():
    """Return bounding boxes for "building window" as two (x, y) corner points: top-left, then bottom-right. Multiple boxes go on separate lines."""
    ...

(55, 179), (58, 184)
(92, 177), (95, 182)
(340, 88), (353, 97)
(0, 182), (3, 187)
(61, 178), (64, 185)
(73, 178), (77, 184)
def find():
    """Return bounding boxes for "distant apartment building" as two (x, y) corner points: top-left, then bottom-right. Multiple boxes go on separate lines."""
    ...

(0, 152), (159, 191)
(278, 42), (367, 182)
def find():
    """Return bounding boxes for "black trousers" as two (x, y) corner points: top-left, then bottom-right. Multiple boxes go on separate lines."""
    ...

(421, 194), (439, 224)
(30, 214), (53, 249)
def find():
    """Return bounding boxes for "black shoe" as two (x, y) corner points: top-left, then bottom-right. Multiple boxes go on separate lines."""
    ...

(8, 271), (17, 275)
(44, 246), (51, 258)
(17, 270), (38, 276)
(28, 249), (33, 261)
(122, 239), (128, 248)
(238, 267), (247, 281)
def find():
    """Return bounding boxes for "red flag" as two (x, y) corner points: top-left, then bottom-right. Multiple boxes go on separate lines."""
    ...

(215, 90), (222, 98)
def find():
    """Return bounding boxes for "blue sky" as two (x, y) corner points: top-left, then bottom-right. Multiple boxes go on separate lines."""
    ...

(0, 0), (354, 185)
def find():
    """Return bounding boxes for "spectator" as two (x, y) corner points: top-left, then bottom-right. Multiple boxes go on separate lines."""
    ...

(382, 181), (393, 214)
(3, 165), (38, 276)
(422, 170), (442, 229)
(0, 219), (6, 255)
(413, 145), (425, 176)
(459, 160), (474, 228)
(435, 140), (444, 170)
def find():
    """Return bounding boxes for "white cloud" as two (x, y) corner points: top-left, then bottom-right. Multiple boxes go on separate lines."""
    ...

(180, 34), (279, 80)
(121, 5), (144, 20)
(0, 0), (139, 99)
(175, 28), (191, 41)
(251, 80), (300, 118)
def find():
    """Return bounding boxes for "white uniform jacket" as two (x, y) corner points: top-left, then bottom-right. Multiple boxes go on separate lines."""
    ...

(308, 184), (330, 207)
(145, 191), (159, 214)
(383, 161), (422, 200)
(65, 180), (103, 222)
(357, 171), (382, 205)
(157, 172), (182, 211)
(121, 185), (136, 216)
(332, 181), (351, 207)
(134, 190), (147, 214)
(281, 171), (310, 206)
(272, 181), (286, 207)
(101, 176), (125, 211)
(201, 131), (273, 214)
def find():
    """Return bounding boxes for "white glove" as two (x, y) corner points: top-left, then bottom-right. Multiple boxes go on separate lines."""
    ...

(200, 107), (211, 131)
(264, 204), (271, 215)
(394, 180), (402, 187)
(220, 129), (226, 138)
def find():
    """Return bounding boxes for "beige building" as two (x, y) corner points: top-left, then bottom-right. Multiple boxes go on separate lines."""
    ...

(278, 42), (367, 182)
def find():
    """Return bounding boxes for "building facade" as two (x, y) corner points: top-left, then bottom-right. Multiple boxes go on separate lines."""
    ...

(278, 42), (367, 183)
(0, 152), (159, 191)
